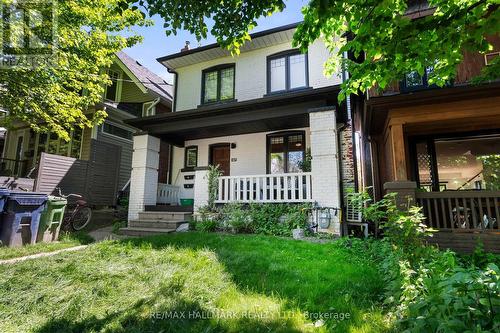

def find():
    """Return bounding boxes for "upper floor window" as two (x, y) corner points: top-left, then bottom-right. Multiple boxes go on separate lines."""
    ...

(401, 66), (439, 92)
(202, 65), (235, 104)
(268, 51), (308, 94)
(106, 70), (120, 101)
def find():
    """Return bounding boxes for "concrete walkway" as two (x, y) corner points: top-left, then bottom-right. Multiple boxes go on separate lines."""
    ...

(87, 226), (128, 242)
(0, 227), (129, 265)
(0, 245), (89, 265)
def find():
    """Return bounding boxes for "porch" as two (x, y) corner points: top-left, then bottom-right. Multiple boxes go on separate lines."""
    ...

(368, 86), (500, 252)
(125, 104), (346, 236)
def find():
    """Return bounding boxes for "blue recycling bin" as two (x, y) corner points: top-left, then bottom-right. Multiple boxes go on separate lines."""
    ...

(0, 188), (9, 213)
(0, 192), (47, 247)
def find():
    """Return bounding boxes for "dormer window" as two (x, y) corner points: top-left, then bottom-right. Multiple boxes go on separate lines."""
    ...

(202, 64), (235, 104)
(106, 70), (120, 101)
(401, 66), (441, 92)
(267, 50), (308, 94)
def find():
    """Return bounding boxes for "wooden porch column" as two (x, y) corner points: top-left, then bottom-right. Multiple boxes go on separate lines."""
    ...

(390, 123), (408, 181)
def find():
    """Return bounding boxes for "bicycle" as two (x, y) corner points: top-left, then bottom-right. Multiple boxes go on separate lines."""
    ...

(57, 188), (93, 231)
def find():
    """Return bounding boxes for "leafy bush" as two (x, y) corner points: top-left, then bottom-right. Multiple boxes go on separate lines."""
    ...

(111, 219), (127, 234)
(196, 219), (219, 232)
(220, 202), (252, 233)
(344, 192), (500, 332)
(249, 203), (310, 236)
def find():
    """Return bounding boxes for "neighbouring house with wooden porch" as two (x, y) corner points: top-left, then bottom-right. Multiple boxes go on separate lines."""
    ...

(123, 23), (356, 236)
(1, 52), (173, 205)
(352, 35), (500, 253)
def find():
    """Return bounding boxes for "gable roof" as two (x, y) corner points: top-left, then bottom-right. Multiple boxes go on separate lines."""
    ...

(116, 51), (173, 103)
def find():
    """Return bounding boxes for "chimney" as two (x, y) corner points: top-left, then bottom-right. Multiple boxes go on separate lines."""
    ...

(181, 41), (190, 52)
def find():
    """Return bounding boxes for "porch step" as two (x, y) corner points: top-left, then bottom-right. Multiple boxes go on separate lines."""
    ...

(119, 227), (176, 237)
(145, 205), (193, 212)
(129, 220), (185, 229)
(138, 211), (192, 221)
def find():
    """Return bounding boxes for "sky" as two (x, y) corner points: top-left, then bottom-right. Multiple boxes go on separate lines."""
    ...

(124, 0), (308, 82)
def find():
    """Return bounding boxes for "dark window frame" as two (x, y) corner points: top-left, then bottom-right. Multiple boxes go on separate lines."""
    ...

(400, 67), (452, 92)
(200, 64), (236, 105)
(266, 49), (309, 95)
(266, 130), (306, 174)
(184, 145), (198, 169)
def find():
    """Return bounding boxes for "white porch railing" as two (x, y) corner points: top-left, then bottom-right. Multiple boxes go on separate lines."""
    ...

(157, 183), (180, 205)
(216, 172), (313, 203)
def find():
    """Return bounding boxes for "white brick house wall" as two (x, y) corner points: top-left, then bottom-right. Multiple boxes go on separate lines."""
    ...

(175, 39), (341, 111)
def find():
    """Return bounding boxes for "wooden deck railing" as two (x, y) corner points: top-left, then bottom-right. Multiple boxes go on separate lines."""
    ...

(416, 191), (500, 232)
(216, 172), (313, 203)
(157, 183), (180, 205)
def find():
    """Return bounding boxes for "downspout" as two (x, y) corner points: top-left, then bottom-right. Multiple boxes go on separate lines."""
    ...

(145, 97), (160, 116)
(167, 67), (178, 184)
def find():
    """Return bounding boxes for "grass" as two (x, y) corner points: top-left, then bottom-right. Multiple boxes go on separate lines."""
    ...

(0, 232), (391, 332)
(0, 232), (94, 260)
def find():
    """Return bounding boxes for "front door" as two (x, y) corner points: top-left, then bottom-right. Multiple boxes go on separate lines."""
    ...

(210, 144), (230, 176)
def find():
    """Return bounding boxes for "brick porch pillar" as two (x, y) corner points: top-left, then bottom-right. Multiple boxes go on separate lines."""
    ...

(309, 107), (341, 235)
(128, 134), (160, 221)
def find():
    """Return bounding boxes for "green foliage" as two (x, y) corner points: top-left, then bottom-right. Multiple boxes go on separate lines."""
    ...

(0, 233), (389, 332)
(206, 165), (222, 211)
(148, 1), (499, 102)
(220, 202), (252, 233)
(298, 147), (312, 172)
(0, 0), (148, 139)
(111, 219), (127, 234)
(249, 203), (310, 236)
(478, 154), (500, 190)
(196, 218), (219, 232)
(345, 192), (500, 332)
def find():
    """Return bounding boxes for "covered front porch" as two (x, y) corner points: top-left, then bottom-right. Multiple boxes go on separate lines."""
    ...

(126, 88), (346, 234)
(367, 85), (500, 252)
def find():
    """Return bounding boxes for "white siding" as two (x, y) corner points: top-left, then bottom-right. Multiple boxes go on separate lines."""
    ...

(175, 39), (341, 111)
(170, 128), (311, 199)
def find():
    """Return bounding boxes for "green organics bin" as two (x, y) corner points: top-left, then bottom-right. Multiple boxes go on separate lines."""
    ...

(37, 196), (67, 243)
(180, 198), (194, 206)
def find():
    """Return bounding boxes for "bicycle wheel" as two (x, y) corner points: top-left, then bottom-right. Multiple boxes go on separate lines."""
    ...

(71, 207), (92, 231)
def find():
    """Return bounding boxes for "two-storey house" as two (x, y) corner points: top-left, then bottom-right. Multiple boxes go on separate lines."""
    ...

(124, 23), (355, 236)
(1, 51), (173, 205)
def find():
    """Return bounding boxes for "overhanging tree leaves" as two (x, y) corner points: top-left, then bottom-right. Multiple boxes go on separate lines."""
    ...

(0, 0), (147, 140)
(146, 0), (500, 101)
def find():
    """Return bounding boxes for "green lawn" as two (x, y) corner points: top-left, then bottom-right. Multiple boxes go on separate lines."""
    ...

(0, 233), (94, 260)
(0, 233), (391, 332)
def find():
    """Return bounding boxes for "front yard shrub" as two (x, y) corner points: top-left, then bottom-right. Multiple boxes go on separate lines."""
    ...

(220, 202), (252, 233)
(196, 218), (219, 232)
(348, 191), (500, 332)
(249, 203), (310, 236)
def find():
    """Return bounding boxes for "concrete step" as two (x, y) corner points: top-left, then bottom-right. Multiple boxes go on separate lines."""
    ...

(138, 211), (192, 221)
(129, 220), (185, 229)
(145, 205), (194, 212)
(119, 227), (176, 237)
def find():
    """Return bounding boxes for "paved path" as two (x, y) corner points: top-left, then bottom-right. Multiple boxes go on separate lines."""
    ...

(0, 227), (129, 265)
(0, 245), (89, 265)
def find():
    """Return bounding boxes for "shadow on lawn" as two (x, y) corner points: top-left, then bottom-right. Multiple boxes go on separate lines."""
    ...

(35, 233), (385, 332)
(35, 285), (304, 333)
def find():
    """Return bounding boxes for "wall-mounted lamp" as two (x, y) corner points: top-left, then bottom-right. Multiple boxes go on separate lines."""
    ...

(231, 143), (237, 149)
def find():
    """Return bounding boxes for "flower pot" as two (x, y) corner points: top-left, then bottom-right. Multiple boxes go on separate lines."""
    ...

(292, 228), (305, 239)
